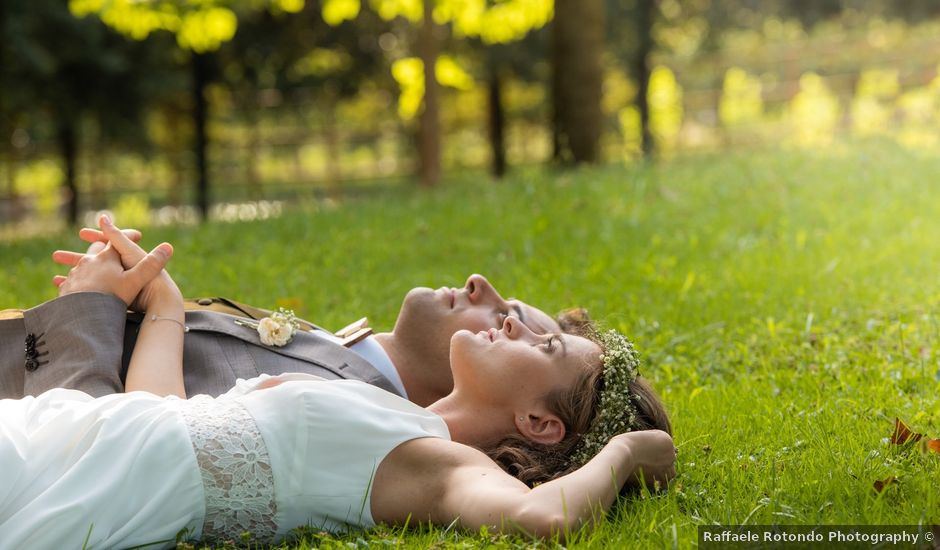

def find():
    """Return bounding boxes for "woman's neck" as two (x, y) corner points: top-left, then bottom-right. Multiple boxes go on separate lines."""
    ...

(427, 392), (516, 449)
(374, 332), (451, 407)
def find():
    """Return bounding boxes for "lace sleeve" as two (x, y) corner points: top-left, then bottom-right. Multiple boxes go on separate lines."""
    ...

(180, 399), (278, 542)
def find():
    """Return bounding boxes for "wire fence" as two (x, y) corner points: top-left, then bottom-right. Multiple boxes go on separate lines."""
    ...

(2, 28), (940, 234)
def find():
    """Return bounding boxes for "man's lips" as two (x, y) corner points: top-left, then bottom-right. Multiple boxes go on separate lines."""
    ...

(439, 287), (456, 308)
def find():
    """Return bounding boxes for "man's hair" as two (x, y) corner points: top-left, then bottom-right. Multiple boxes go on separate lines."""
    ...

(555, 307), (594, 337)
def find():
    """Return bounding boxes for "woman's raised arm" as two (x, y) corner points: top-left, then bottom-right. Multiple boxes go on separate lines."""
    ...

(92, 218), (187, 398)
(57, 215), (187, 398)
(124, 276), (185, 398)
(372, 429), (676, 539)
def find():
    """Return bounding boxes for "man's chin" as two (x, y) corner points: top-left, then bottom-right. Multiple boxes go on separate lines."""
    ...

(401, 286), (446, 313)
(403, 286), (435, 302)
(395, 287), (448, 337)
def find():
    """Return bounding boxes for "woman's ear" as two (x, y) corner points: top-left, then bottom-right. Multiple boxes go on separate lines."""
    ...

(515, 412), (566, 445)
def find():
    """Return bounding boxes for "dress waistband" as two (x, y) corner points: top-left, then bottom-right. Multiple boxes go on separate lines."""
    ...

(180, 399), (278, 543)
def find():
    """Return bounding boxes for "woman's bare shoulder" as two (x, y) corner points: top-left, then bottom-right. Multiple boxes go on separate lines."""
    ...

(371, 437), (508, 525)
(386, 436), (496, 470)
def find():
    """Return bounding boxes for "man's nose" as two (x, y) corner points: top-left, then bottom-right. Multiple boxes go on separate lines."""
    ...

(465, 274), (500, 304)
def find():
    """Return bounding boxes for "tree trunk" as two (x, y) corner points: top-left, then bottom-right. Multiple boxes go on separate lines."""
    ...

(417, 0), (441, 187)
(634, 0), (655, 158)
(552, 0), (605, 164)
(3, 154), (14, 202)
(0, 2), (19, 220)
(58, 119), (79, 226)
(244, 91), (261, 200)
(487, 59), (506, 178)
(324, 93), (341, 189)
(159, 106), (184, 207)
(88, 140), (103, 212)
(550, 22), (563, 162)
(192, 52), (210, 221)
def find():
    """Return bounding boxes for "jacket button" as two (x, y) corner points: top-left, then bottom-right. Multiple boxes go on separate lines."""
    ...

(197, 298), (213, 306)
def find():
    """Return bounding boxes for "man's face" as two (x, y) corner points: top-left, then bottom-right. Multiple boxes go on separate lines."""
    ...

(390, 274), (562, 392)
(399, 273), (560, 341)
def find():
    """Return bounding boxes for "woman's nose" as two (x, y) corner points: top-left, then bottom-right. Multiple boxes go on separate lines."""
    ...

(502, 316), (535, 340)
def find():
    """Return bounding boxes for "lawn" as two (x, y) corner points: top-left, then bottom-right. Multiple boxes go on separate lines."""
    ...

(2, 141), (939, 548)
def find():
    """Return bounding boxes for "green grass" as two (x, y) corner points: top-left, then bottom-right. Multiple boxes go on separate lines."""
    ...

(3, 141), (940, 548)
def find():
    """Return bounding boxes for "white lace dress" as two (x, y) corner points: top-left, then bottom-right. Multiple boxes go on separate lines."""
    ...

(0, 374), (450, 549)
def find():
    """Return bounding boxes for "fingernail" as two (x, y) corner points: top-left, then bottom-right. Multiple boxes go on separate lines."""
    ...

(155, 244), (170, 259)
(100, 214), (112, 227)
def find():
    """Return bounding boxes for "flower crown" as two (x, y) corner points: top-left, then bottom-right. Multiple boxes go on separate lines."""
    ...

(568, 329), (642, 467)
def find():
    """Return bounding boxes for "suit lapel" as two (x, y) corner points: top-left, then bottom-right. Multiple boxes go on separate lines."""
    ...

(176, 310), (402, 396)
(184, 297), (324, 332)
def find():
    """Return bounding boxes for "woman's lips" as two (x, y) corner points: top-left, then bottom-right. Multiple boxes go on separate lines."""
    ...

(475, 329), (495, 342)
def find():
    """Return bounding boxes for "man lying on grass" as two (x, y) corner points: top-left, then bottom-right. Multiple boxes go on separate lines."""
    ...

(0, 217), (676, 548)
(2, 221), (574, 406)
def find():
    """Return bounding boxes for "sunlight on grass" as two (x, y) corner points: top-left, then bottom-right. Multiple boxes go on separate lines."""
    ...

(2, 143), (939, 547)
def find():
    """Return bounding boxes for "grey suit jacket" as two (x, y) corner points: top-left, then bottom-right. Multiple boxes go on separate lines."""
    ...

(0, 292), (402, 399)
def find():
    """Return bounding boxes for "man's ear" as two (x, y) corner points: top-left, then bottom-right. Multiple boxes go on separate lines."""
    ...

(514, 412), (566, 445)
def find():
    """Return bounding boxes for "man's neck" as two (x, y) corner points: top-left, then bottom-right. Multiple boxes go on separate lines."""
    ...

(373, 332), (447, 407)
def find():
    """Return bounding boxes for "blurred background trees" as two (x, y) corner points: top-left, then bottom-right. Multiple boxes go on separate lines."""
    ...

(2, 0), (940, 232)
(552, 0), (604, 163)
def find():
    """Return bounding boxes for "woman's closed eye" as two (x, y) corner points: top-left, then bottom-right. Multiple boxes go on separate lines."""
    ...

(541, 335), (558, 353)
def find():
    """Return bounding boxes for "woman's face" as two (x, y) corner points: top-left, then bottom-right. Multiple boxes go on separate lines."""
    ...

(449, 316), (602, 409)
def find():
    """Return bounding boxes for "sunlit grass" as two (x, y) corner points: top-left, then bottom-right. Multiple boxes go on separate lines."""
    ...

(2, 140), (940, 548)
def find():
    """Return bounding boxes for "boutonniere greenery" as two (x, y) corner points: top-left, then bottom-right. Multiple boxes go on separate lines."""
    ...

(234, 308), (300, 347)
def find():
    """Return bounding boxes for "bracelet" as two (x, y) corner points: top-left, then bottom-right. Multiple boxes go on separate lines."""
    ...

(150, 314), (189, 332)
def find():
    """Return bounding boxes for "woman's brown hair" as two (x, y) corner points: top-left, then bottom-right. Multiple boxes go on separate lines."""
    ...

(483, 313), (671, 487)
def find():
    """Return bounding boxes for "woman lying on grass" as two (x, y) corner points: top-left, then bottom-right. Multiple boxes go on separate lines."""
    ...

(0, 219), (676, 548)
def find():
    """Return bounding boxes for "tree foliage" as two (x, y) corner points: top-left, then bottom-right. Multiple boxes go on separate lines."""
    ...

(3, 0), (180, 222)
(68, 0), (303, 52)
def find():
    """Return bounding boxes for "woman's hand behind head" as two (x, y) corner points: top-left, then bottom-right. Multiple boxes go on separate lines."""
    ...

(617, 429), (677, 490)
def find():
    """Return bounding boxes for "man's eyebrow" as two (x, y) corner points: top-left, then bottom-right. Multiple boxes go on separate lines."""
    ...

(510, 302), (525, 324)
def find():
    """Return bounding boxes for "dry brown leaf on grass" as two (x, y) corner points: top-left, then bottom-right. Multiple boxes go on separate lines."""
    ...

(872, 476), (898, 493)
(890, 418), (940, 455)
(878, 418), (940, 493)
(891, 417), (923, 444)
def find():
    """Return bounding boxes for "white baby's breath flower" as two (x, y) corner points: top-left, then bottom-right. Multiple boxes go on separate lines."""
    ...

(568, 330), (641, 468)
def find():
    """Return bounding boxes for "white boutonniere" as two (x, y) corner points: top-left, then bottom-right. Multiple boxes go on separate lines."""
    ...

(234, 308), (300, 347)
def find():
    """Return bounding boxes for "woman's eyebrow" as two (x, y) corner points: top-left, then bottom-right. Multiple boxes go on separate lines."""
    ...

(556, 333), (568, 356)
